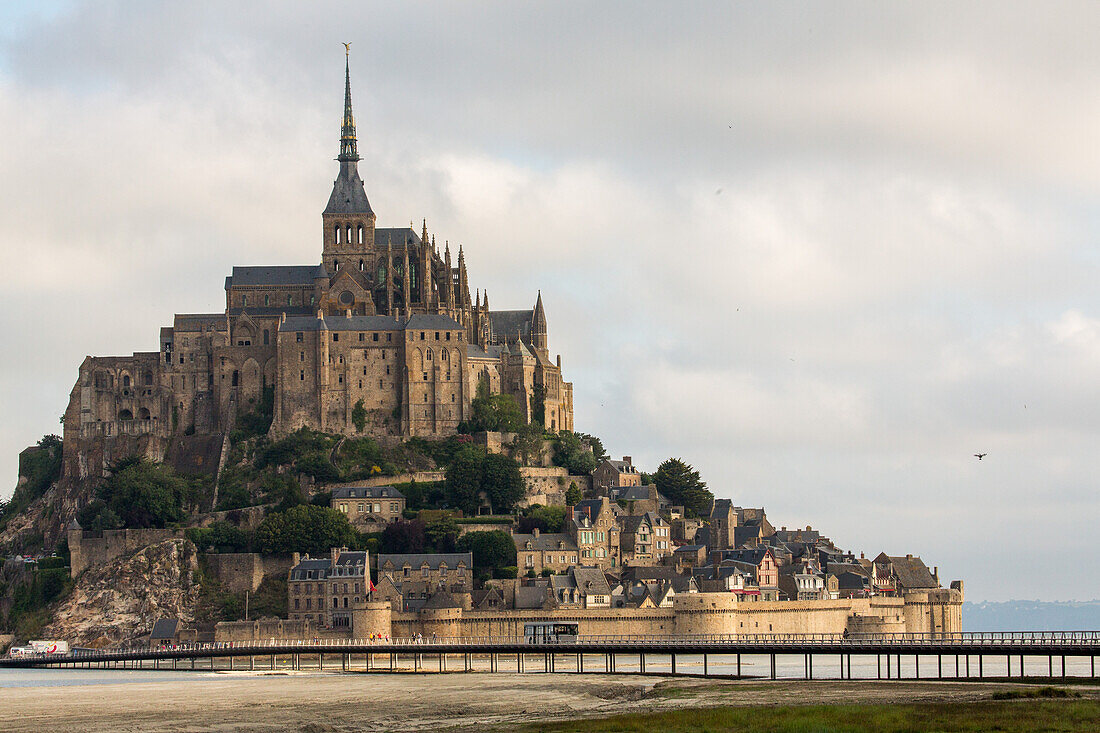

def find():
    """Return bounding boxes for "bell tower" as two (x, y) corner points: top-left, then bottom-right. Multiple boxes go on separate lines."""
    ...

(322, 46), (376, 275)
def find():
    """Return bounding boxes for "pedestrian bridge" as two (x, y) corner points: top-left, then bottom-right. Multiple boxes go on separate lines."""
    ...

(2, 631), (1097, 681)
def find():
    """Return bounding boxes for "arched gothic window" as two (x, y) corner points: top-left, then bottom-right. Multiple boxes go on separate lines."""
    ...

(357, 225), (364, 244)
(335, 226), (341, 244)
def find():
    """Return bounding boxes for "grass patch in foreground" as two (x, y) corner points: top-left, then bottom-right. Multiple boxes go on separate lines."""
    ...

(992, 686), (1081, 700)
(507, 699), (1100, 733)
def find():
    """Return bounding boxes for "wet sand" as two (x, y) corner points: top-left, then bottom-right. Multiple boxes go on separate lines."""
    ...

(1, 672), (1097, 732)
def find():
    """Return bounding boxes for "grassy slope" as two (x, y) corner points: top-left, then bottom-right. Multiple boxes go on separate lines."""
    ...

(507, 699), (1100, 733)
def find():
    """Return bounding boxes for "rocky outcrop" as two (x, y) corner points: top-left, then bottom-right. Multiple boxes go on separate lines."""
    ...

(42, 539), (201, 647)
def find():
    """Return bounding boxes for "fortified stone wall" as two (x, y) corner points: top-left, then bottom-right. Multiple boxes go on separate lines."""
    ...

(373, 590), (962, 640)
(68, 527), (180, 578)
(518, 467), (590, 508)
(203, 553), (294, 594)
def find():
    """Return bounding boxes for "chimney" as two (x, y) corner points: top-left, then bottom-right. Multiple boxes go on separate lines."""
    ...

(332, 547), (341, 564)
(906, 553), (913, 560)
(533, 528), (540, 539)
(623, 456), (632, 465)
(933, 566), (939, 583)
(292, 552), (300, 566)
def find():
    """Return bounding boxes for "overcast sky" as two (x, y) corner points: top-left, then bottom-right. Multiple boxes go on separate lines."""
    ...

(1, 2), (1097, 602)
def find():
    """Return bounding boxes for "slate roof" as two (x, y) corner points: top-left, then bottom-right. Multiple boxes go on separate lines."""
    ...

(674, 544), (705, 554)
(226, 265), (327, 288)
(615, 486), (655, 502)
(324, 162), (374, 215)
(332, 485), (405, 500)
(514, 585), (555, 610)
(277, 314), (462, 333)
(488, 310), (533, 342)
(150, 618), (179, 640)
(227, 307), (313, 318)
(333, 551), (368, 569)
(375, 227), (421, 247)
(406, 314), (463, 330)
(279, 315), (404, 333)
(886, 555), (939, 589)
(466, 343), (504, 360)
(422, 590), (463, 610)
(513, 532), (578, 552)
(289, 558), (332, 580)
(619, 512), (666, 534)
(378, 553), (472, 570)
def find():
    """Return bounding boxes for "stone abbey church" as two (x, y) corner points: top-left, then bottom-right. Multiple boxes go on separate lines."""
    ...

(63, 59), (573, 455)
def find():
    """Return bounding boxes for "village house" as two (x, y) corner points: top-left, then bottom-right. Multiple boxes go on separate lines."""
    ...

(568, 497), (621, 568)
(330, 485), (405, 529)
(376, 552), (472, 611)
(618, 512), (671, 566)
(549, 566), (612, 608)
(592, 456), (641, 491)
(287, 548), (369, 628)
(513, 529), (579, 575)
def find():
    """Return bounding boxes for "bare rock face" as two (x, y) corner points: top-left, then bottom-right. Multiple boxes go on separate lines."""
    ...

(42, 539), (201, 648)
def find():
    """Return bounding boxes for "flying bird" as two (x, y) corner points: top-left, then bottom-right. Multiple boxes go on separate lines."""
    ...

(974, 453), (987, 460)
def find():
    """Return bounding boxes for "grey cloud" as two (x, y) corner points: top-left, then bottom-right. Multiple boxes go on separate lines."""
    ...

(2, 2), (1098, 601)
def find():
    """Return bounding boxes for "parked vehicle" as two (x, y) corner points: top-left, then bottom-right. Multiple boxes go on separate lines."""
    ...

(8, 647), (32, 657)
(29, 640), (70, 655)
(524, 622), (579, 643)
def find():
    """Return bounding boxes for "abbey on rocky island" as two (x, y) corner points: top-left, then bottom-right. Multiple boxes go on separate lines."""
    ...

(62, 57), (573, 470)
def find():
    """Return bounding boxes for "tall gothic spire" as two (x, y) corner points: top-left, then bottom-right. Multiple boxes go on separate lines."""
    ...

(324, 47), (373, 217)
(339, 46), (359, 163)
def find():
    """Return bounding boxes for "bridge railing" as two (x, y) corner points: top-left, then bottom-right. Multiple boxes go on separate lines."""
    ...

(12, 630), (1100, 662)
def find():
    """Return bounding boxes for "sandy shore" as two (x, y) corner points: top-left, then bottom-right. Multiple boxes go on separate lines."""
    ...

(1, 672), (1097, 732)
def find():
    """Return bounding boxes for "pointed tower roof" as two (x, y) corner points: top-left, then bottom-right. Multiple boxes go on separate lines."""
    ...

(325, 47), (374, 216)
(532, 290), (547, 330)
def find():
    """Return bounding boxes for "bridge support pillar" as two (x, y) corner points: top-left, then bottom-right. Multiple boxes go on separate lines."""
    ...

(737, 653), (741, 678)
(1049, 655), (1053, 678)
(490, 653), (496, 672)
(937, 655), (942, 679)
(808, 653), (813, 680)
(191, 657), (195, 670)
(518, 653), (523, 674)
(390, 653), (395, 672)
(250, 656), (254, 671)
(965, 655), (970, 678)
(703, 653), (708, 677)
(440, 653), (445, 673)
(770, 653), (775, 680)
(915, 655), (919, 679)
(578, 653), (583, 674)
(1020, 654), (1024, 679)
(640, 654), (645, 674)
(318, 653), (323, 671)
(604, 654), (609, 673)
(1062, 655), (1066, 680)
(978, 655), (983, 678)
(886, 654), (891, 679)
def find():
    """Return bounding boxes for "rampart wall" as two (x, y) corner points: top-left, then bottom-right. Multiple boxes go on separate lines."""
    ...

(68, 527), (180, 578)
(203, 553), (294, 594)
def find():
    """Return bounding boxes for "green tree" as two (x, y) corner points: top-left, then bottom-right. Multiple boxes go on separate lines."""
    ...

(481, 453), (524, 513)
(575, 432), (608, 462)
(445, 446), (485, 515)
(517, 504), (568, 534)
(98, 458), (190, 528)
(380, 519), (426, 554)
(510, 421), (543, 466)
(553, 431), (597, 475)
(530, 383), (546, 427)
(653, 458), (713, 517)
(456, 530), (517, 570)
(564, 481), (582, 506)
(351, 398), (367, 433)
(253, 504), (357, 556)
(468, 377), (525, 433)
(424, 517), (460, 553)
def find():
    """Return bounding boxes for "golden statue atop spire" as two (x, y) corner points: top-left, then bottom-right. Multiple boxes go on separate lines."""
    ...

(343, 42), (352, 56)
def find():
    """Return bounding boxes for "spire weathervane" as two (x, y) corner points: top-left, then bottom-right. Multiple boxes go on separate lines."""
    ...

(339, 43), (359, 163)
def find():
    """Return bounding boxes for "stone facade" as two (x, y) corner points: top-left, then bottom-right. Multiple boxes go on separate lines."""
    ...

(59, 56), (574, 488)
(214, 589), (964, 642)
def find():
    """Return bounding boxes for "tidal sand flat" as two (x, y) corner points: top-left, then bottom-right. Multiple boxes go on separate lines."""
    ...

(1, 672), (1098, 732)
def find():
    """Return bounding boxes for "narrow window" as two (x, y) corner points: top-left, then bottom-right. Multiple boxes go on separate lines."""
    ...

(242, 295), (247, 307)
(287, 294), (292, 306)
(379, 379), (383, 388)
(300, 370), (305, 381)
(435, 332), (440, 340)
(264, 294), (270, 306)
(296, 332), (303, 343)
(358, 332), (364, 342)
(263, 329), (270, 345)
(335, 226), (341, 244)
(358, 259), (364, 271)
(373, 333), (379, 342)
(333, 333), (339, 342)
(231, 370), (239, 386)
(386, 333), (391, 342)
(358, 225), (364, 244)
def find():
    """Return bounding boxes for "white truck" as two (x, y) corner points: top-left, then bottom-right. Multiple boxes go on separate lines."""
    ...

(29, 640), (69, 655)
